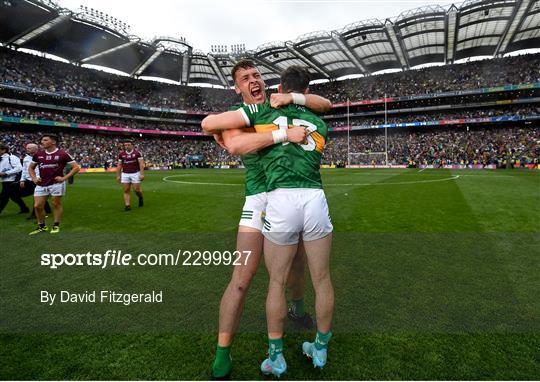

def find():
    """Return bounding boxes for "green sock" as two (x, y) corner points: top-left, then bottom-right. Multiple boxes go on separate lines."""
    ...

(268, 337), (283, 361)
(212, 345), (232, 378)
(314, 331), (332, 350)
(292, 298), (305, 316)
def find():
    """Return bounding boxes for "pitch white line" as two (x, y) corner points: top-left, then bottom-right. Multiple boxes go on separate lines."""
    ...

(418, 168), (427, 173)
(163, 175), (241, 186)
(325, 175), (460, 186)
(163, 174), (460, 187)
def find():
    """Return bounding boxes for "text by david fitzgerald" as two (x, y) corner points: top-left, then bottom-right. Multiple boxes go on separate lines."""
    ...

(41, 290), (163, 306)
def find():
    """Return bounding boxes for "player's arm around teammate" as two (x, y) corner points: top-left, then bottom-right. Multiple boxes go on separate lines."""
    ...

(203, 112), (307, 155)
(201, 92), (331, 155)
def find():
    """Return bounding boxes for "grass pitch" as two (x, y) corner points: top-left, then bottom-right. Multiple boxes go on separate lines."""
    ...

(1, 168), (539, 380)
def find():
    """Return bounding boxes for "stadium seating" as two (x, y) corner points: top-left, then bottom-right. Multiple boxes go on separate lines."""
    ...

(0, 47), (538, 168)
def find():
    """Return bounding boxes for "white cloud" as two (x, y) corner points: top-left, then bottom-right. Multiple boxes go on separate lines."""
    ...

(58, 0), (453, 52)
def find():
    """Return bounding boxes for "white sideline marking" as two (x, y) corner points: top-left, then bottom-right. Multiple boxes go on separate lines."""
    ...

(163, 174), (461, 187)
(163, 175), (241, 186)
(418, 168), (427, 173)
(326, 175), (460, 186)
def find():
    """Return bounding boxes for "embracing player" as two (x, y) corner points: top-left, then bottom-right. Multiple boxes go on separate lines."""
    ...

(116, 141), (144, 211)
(28, 134), (80, 234)
(202, 60), (331, 379)
(203, 65), (334, 376)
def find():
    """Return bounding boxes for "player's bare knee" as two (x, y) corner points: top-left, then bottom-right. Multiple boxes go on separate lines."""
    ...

(232, 272), (256, 293)
(311, 270), (331, 286)
(268, 274), (288, 289)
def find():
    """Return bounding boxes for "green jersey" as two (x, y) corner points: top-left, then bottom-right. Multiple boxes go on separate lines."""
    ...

(229, 104), (266, 196)
(239, 101), (327, 192)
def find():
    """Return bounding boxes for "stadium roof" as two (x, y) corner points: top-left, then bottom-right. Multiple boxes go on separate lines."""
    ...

(1, 0), (539, 86)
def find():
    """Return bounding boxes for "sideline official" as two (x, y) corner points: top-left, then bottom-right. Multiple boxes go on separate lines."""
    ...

(20, 143), (51, 219)
(0, 143), (29, 215)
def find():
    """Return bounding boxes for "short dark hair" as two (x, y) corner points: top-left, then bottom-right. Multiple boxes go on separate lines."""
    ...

(280, 65), (311, 93)
(231, 59), (257, 83)
(0, 143), (9, 152)
(40, 134), (59, 143)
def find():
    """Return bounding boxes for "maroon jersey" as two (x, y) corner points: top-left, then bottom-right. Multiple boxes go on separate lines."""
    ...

(119, 150), (143, 173)
(32, 148), (75, 187)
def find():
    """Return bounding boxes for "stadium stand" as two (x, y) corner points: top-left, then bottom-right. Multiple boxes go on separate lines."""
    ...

(0, 0), (539, 169)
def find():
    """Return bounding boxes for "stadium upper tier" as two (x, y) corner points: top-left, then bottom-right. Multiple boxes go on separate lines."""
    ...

(1, 46), (539, 113)
(0, 0), (539, 86)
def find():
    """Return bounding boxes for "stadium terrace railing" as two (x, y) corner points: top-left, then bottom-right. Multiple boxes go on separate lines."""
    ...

(1, 113), (538, 137)
(3, 95), (538, 126)
(0, 115), (204, 136)
(330, 83), (540, 108)
(324, 97), (540, 120)
(329, 115), (540, 132)
(0, 97), (200, 125)
(0, 81), (539, 116)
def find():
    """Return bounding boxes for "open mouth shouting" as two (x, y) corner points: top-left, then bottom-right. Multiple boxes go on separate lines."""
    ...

(250, 84), (265, 102)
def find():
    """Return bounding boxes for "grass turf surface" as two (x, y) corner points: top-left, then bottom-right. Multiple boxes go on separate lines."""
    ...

(1, 168), (539, 380)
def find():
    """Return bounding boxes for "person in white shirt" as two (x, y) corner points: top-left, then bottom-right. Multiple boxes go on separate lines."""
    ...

(0, 143), (29, 215)
(19, 143), (51, 219)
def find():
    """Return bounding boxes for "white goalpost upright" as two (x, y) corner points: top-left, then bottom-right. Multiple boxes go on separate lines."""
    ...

(347, 94), (390, 167)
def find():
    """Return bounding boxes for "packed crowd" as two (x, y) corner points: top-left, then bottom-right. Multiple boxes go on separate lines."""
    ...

(328, 105), (540, 128)
(324, 126), (540, 166)
(311, 54), (540, 102)
(1, 126), (538, 168)
(0, 106), (202, 132)
(0, 47), (236, 112)
(1, 47), (539, 111)
(2, 104), (538, 134)
(0, 130), (237, 168)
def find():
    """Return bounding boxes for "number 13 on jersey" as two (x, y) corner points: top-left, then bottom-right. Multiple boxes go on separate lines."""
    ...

(273, 116), (318, 152)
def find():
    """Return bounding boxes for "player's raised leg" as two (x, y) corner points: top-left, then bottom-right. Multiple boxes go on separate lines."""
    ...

(287, 242), (314, 328)
(260, 239), (297, 377)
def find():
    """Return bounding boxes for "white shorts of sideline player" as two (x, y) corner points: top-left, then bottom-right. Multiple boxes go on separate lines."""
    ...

(121, 171), (141, 184)
(263, 188), (333, 246)
(238, 192), (267, 231)
(34, 182), (66, 197)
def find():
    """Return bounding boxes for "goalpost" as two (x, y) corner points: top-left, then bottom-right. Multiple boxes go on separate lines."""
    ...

(348, 152), (388, 166)
(346, 95), (389, 167)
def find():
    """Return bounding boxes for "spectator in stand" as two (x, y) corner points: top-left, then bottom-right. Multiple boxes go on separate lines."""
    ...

(1, 46), (539, 111)
(1, 126), (537, 170)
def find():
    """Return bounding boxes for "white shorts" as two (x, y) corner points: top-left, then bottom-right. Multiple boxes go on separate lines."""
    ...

(263, 188), (333, 246)
(34, 182), (66, 197)
(121, 172), (141, 184)
(239, 192), (267, 231)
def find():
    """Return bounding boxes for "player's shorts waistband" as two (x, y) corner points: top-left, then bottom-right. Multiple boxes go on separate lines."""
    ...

(268, 188), (323, 194)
